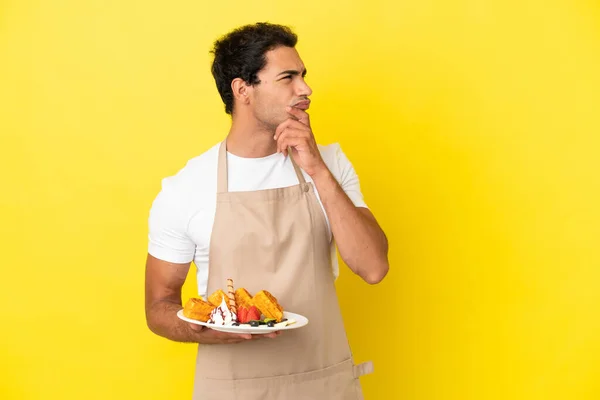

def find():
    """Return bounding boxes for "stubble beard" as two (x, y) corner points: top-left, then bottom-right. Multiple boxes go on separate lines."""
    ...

(254, 108), (285, 135)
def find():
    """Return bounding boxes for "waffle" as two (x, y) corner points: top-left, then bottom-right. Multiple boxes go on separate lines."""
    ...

(234, 288), (254, 309)
(208, 289), (231, 309)
(253, 290), (284, 321)
(182, 298), (214, 322)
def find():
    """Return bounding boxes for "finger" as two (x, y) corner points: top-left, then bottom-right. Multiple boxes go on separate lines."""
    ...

(286, 106), (310, 127)
(279, 135), (300, 157)
(188, 323), (204, 332)
(225, 338), (246, 344)
(274, 119), (305, 142)
(228, 335), (252, 342)
(274, 119), (294, 142)
(278, 135), (309, 156)
(277, 129), (306, 155)
(222, 332), (252, 340)
(248, 332), (276, 340)
(206, 329), (252, 341)
(276, 123), (311, 149)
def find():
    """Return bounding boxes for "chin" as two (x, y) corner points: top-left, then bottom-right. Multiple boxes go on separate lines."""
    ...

(258, 120), (279, 133)
(256, 111), (288, 131)
(264, 117), (287, 131)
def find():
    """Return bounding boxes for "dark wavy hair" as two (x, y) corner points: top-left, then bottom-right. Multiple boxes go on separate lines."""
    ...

(210, 22), (298, 115)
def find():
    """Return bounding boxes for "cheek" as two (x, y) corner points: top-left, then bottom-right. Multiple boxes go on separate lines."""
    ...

(261, 93), (283, 113)
(254, 86), (290, 122)
(269, 84), (292, 102)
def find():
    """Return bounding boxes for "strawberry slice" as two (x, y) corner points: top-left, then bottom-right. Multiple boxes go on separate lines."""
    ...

(238, 306), (249, 323)
(247, 306), (261, 321)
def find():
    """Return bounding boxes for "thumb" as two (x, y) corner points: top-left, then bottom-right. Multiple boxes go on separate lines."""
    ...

(188, 323), (204, 332)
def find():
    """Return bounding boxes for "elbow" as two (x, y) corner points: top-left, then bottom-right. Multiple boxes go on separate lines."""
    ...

(146, 315), (167, 338)
(364, 260), (389, 285)
(146, 316), (158, 334)
(145, 306), (161, 336)
(365, 234), (390, 285)
(145, 314), (157, 334)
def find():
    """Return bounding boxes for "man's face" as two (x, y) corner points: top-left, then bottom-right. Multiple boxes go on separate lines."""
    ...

(249, 46), (312, 131)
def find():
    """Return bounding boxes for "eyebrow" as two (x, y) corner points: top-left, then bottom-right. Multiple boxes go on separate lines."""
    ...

(276, 69), (307, 78)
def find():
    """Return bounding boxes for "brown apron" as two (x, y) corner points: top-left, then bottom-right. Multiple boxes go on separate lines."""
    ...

(192, 140), (373, 399)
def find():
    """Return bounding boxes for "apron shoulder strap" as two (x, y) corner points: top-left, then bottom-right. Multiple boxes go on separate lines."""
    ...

(288, 147), (307, 185)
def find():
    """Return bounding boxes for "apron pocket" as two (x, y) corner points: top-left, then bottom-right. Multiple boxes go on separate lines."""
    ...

(193, 358), (368, 400)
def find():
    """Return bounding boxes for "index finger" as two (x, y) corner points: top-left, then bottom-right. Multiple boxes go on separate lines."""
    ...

(250, 331), (281, 340)
(286, 106), (310, 127)
(208, 329), (252, 340)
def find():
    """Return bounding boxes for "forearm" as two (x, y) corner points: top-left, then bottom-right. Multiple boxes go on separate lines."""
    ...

(146, 299), (203, 343)
(145, 255), (262, 344)
(311, 169), (389, 284)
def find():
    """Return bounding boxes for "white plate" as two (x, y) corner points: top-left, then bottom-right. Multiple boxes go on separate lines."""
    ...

(176, 310), (309, 334)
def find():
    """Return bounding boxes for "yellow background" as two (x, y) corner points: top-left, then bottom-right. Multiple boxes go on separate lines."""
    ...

(1, 0), (599, 398)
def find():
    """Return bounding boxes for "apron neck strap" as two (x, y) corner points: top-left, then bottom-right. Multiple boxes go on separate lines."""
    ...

(217, 140), (228, 193)
(217, 141), (307, 193)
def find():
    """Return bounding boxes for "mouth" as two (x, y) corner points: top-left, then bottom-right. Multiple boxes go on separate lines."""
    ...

(292, 100), (311, 110)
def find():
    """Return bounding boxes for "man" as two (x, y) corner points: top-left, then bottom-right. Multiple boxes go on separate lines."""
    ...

(145, 22), (389, 399)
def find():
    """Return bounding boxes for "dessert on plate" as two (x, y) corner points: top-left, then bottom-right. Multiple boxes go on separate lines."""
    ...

(253, 290), (284, 322)
(207, 295), (237, 325)
(181, 278), (295, 328)
(208, 289), (232, 309)
(234, 287), (254, 309)
(182, 297), (214, 322)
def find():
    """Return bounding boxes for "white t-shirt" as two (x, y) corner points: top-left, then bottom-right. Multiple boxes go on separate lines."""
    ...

(148, 141), (368, 298)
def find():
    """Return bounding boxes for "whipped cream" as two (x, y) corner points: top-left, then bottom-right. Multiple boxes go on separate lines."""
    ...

(208, 296), (237, 325)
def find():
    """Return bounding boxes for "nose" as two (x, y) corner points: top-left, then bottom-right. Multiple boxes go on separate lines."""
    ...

(297, 77), (312, 98)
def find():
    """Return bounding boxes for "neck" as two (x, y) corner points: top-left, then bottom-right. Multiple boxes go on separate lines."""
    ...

(226, 114), (278, 158)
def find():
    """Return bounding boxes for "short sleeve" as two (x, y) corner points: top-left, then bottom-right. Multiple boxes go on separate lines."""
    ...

(147, 178), (196, 264)
(332, 144), (368, 209)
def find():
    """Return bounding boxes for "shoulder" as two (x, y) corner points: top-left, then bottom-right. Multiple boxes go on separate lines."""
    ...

(150, 142), (220, 216)
(159, 142), (220, 197)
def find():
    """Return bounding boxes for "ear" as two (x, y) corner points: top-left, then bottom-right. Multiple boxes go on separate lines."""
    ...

(231, 78), (251, 107)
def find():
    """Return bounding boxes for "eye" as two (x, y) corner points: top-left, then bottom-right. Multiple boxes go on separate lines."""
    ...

(283, 75), (292, 80)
